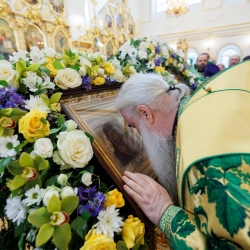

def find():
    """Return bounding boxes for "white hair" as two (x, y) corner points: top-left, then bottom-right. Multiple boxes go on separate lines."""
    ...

(115, 73), (191, 116)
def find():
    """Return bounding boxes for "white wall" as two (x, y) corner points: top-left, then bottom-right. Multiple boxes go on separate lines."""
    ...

(138, 0), (250, 60)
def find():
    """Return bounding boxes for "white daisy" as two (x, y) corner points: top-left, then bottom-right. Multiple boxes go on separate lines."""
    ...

(93, 205), (124, 239)
(138, 50), (148, 59)
(128, 47), (138, 58)
(23, 72), (41, 92)
(25, 95), (50, 113)
(5, 196), (26, 226)
(146, 61), (155, 69)
(22, 184), (45, 207)
(9, 49), (29, 64)
(0, 135), (20, 158)
(29, 46), (46, 64)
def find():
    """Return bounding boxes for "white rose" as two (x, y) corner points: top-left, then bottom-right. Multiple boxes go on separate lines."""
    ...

(56, 130), (93, 168)
(189, 78), (195, 84)
(53, 151), (66, 167)
(113, 69), (125, 83)
(65, 120), (77, 131)
(60, 186), (75, 199)
(177, 63), (184, 71)
(42, 47), (57, 58)
(80, 57), (92, 68)
(81, 172), (92, 186)
(32, 138), (53, 158)
(97, 68), (105, 76)
(54, 68), (82, 90)
(57, 174), (68, 186)
(43, 187), (60, 206)
(79, 67), (86, 76)
(0, 60), (18, 88)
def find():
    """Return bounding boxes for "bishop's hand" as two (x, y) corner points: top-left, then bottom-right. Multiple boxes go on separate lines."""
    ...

(122, 171), (173, 225)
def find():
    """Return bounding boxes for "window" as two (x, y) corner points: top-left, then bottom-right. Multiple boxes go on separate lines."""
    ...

(218, 45), (240, 68)
(187, 49), (198, 65)
(157, 0), (202, 12)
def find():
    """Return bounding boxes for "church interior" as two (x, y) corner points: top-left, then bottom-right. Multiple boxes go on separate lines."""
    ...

(0, 0), (250, 250)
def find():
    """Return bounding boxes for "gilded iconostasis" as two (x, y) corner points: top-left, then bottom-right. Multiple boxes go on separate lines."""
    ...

(0, 0), (138, 59)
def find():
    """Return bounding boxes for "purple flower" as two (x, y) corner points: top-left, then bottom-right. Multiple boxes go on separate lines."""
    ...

(183, 65), (188, 71)
(190, 82), (198, 90)
(77, 186), (96, 202)
(0, 86), (25, 109)
(81, 76), (92, 91)
(155, 46), (161, 54)
(154, 57), (162, 66)
(171, 53), (177, 59)
(83, 203), (102, 217)
(105, 77), (116, 84)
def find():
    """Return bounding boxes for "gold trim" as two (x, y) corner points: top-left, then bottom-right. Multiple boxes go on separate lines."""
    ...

(21, 0), (42, 9)
(48, 0), (65, 15)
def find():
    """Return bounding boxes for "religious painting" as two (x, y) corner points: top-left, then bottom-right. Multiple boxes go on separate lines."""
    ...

(93, 37), (100, 53)
(105, 14), (112, 28)
(54, 30), (68, 52)
(118, 33), (125, 47)
(24, 26), (44, 51)
(106, 40), (113, 56)
(0, 19), (17, 60)
(117, 14), (124, 29)
(49, 0), (64, 13)
(61, 90), (157, 228)
(24, 0), (39, 5)
(128, 23), (134, 35)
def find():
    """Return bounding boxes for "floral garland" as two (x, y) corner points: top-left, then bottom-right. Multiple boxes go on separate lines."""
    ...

(0, 46), (147, 250)
(111, 36), (202, 89)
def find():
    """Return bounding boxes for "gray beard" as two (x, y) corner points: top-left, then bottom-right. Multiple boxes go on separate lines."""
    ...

(139, 122), (178, 205)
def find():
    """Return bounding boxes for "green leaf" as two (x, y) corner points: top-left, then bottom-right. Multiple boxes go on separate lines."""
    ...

(194, 206), (208, 232)
(208, 155), (242, 170)
(80, 165), (94, 174)
(0, 124), (4, 136)
(15, 221), (30, 239)
(0, 157), (12, 173)
(40, 117), (47, 125)
(190, 178), (206, 195)
(48, 194), (61, 213)
(85, 132), (94, 143)
(206, 167), (223, 179)
(49, 126), (62, 135)
(70, 65), (80, 71)
(71, 217), (87, 239)
(40, 94), (50, 106)
(34, 155), (49, 171)
(18, 233), (25, 250)
(176, 221), (195, 239)
(26, 63), (40, 72)
(49, 92), (62, 104)
(227, 183), (250, 207)
(80, 209), (90, 220)
(132, 236), (143, 250)
(57, 115), (65, 126)
(0, 80), (8, 87)
(53, 60), (65, 70)
(63, 55), (70, 63)
(36, 223), (54, 247)
(11, 175), (27, 190)
(207, 179), (225, 203)
(243, 155), (250, 165)
(225, 172), (241, 185)
(172, 210), (189, 233)
(216, 191), (246, 237)
(117, 240), (128, 250)
(40, 66), (50, 76)
(9, 108), (27, 121)
(130, 38), (135, 45)
(19, 152), (33, 167)
(25, 175), (42, 190)
(11, 188), (20, 198)
(34, 88), (46, 96)
(61, 196), (79, 215)
(53, 223), (71, 250)
(28, 207), (51, 228)
(69, 49), (75, 57)
(15, 141), (28, 153)
(16, 61), (26, 73)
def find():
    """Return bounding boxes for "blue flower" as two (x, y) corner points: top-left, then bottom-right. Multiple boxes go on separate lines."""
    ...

(171, 53), (177, 59)
(154, 57), (162, 66)
(0, 86), (25, 109)
(155, 46), (161, 54)
(190, 82), (198, 90)
(81, 76), (92, 91)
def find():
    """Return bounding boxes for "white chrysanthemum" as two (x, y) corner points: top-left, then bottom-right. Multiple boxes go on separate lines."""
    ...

(146, 61), (155, 69)
(110, 57), (121, 70)
(0, 135), (20, 158)
(139, 42), (150, 51)
(93, 205), (124, 239)
(22, 184), (45, 207)
(42, 47), (57, 58)
(128, 47), (138, 58)
(25, 95), (50, 112)
(138, 50), (147, 59)
(119, 51), (127, 60)
(5, 196), (26, 225)
(9, 50), (29, 64)
(23, 72), (41, 92)
(119, 43), (131, 54)
(30, 46), (46, 64)
(39, 74), (55, 90)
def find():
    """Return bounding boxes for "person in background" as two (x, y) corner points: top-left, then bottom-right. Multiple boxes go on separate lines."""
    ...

(217, 63), (225, 71)
(195, 53), (210, 75)
(229, 54), (240, 67)
(204, 64), (220, 79)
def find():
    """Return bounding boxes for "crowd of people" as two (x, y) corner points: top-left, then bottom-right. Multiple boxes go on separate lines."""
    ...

(191, 52), (250, 81)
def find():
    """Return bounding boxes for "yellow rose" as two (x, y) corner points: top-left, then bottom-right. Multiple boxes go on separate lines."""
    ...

(183, 69), (189, 77)
(168, 57), (173, 64)
(154, 66), (165, 74)
(19, 109), (50, 143)
(44, 58), (58, 78)
(149, 44), (155, 52)
(104, 62), (115, 75)
(104, 188), (125, 208)
(122, 215), (145, 249)
(80, 230), (116, 250)
(92, 77), (105, 85)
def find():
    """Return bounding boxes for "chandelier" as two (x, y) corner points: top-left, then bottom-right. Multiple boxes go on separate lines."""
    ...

(166, 0), (189, 17)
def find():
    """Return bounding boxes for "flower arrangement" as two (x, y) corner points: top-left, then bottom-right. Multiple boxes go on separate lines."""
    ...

(0, 46), (147, 249)
(111, 36), (202, 90)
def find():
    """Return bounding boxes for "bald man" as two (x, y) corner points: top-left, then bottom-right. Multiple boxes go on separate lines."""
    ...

(229, 54), (240, 67)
